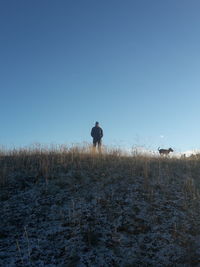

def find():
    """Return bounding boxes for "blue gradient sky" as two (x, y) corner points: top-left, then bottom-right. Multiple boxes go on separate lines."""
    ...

(1, 0), (200, 152)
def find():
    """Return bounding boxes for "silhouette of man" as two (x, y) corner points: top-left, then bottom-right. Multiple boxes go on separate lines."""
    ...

(91, 121), (103, 153)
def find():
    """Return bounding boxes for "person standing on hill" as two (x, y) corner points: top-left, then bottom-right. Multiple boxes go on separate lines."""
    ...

(91, 121), (103, 153)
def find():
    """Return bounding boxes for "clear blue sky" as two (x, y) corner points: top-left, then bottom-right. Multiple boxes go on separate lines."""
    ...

(1, 0), (200, 152)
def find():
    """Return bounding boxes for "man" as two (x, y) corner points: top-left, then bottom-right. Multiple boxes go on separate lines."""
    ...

(91, 121), (103, 152)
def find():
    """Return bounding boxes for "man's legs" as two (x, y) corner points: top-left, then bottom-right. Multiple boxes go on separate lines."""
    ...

(97, 139), (102, 153)
(93, 139), (102, 153)
(93, 139), (97, 153)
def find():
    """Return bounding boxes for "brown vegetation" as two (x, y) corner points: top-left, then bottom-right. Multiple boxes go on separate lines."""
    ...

(0, 145), (200, 265)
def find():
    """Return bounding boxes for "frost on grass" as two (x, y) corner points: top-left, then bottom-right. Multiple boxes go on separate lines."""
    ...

(0, 149), (200, 266)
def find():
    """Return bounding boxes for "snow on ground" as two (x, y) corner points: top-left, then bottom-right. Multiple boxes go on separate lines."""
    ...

(1, 157), (200, 266)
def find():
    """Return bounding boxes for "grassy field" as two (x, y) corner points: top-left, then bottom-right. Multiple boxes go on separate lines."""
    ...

(1, 145), (200, 266)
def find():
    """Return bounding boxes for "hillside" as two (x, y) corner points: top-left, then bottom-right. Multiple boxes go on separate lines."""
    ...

(1, 147), (200, 266)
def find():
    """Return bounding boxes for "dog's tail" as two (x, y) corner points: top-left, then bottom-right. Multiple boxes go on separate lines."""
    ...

(158, 147), (160, 151)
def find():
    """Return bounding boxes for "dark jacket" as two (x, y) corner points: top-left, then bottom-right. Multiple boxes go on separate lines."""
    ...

(91, 126), (103, 140)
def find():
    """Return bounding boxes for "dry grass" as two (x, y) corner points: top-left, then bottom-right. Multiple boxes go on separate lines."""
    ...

(1, 144), (200, 207)
(1, 144), (200, 265)
(0, 144), (200, 191)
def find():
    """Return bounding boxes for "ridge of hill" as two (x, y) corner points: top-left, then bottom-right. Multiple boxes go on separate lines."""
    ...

(1, 148), (200, 266)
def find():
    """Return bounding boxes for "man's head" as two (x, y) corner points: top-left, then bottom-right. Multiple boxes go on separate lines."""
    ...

(95, 121), (99, 127)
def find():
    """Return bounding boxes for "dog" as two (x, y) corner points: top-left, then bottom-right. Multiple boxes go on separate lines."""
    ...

(158, 147), (174, 156)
